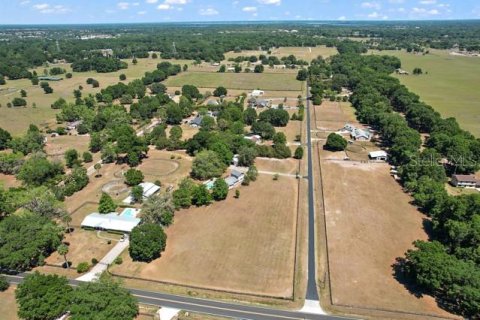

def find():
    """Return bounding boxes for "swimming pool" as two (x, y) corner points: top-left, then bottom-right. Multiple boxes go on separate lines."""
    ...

(120, 208), (140, 219)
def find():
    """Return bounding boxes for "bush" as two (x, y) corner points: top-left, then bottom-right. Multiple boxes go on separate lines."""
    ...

(76, 262), (90, 273)
(83, 151), (93, 163)
(119, 74), (127, 81)
(91, 258), (98, 265)
(12, 97), (27, 107)
(213, 86), (227, 97)
(294, 146), (304, 159)
(0, 275), (9, 292)
(325, 133), (347, 151)
(65, 73), (72, 79)
(114, 257), (123, 265)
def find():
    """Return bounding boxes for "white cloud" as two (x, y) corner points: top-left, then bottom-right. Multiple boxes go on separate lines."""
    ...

(368, 11), (388, 19)
(257, 0), (281, 5)
(242, 6), (257, 12)
(20, 0), (30, 5)
(164, 0), (188, 4)
(199, 8), (219, 15)
(419, 0), (436, 4)
(388, 0), (404, 3)
(117, 2), (130, 10)
(412, 7), (440, 15)
(146, 0), (157, 3)
(338, 16), (346, 20)
(132, 2), (140, 6)
(157, 3), (172, 9)
(361, 2), (381, 10)
(137, 10), (147, 14)
(32, 3), (69, 14)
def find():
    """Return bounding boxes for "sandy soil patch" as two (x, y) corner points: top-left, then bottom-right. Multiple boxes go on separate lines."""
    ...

(0, 286), (19, 320)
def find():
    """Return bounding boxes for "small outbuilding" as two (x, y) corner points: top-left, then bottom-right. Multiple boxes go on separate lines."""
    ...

(122, 182), (160, 204)
(369, 150), (388, 161)
(250, 90), (265, 97)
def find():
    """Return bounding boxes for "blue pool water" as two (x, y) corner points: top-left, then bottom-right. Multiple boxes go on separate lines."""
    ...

(121, 208), (137, 218)
(205, 181), (215, 190)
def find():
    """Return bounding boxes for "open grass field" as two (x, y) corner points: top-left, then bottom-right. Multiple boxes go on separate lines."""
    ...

(0, 57), (192, 135)
(164, 72), (302, 92)
(224, 46), (338, 61)
(45, 134), (92, 162)
(369, 49), (480, 136)
(0, 286), (19, 320)
(110, 174), (298, 298)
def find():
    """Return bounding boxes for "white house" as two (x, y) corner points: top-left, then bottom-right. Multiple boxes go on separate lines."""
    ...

(224, 170), (245, 188)
(250, 90), (265, 97)
(369, 150), (388, 161)
(451, 174), (478, 188)
(122, 182), (160, 204)
(81, 213), (140, 233)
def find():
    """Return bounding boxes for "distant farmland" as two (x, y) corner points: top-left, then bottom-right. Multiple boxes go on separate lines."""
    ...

(164, 72), (302, 92)
(369, 49), (480, 136)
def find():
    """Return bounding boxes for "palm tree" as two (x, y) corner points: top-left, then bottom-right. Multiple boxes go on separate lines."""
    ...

(62, 214), (72, 233)
(57, 244), (70, 268)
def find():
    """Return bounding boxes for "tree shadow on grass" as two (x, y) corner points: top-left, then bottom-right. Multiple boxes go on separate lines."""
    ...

(391, 257), (425, 299)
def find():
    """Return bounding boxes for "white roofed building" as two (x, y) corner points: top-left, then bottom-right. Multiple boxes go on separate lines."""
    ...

(81, 213), (140, 233)
(123, 182), (160, 204)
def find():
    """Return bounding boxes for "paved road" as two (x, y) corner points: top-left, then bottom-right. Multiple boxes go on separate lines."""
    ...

(305, 82), (319, 301)
(5, 274), (353, 320)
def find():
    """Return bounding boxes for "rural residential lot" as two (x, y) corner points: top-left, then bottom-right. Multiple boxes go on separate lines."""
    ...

(1, 17), (480, 320)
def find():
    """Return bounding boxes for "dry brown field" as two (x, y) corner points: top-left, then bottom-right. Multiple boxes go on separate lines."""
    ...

(44, 229), (116, 268)
(44, 134), (92, 162)
(110, 174), (298, 298)
(0, 286), (19, 320)
(137, 149), (193, 188)
(255, 158), (299, 175)
(224, 46), (338, 62)
(315, 100), (459, 319)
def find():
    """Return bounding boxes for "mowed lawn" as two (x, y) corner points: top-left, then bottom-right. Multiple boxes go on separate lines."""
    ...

(369, 49), (480, 136)
(164, 72), (301, 91)
(111, 175), (298, 298)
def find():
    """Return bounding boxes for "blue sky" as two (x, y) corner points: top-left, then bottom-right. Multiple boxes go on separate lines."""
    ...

(2, 0), (480, 24)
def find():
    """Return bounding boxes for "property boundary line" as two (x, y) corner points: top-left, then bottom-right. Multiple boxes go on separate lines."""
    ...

(313, 102), (459, 320)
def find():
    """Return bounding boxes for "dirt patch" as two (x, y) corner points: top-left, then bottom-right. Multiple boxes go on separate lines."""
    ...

(0, 286), (19, 320)
(111, 175), (298, 298)
(321, 160), (458, 318)
(0, 173), (21, 188)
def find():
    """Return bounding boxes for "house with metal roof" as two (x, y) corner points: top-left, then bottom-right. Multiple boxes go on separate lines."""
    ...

(81, 212), (140, 233)
(369, 150), (388, 161)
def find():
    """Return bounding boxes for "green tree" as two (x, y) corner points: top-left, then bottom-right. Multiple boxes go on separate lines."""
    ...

(141, 193), (175, 226)
(98, 192), (116, 214)
(101, 143), (117, 163)
(218, 65), (226, 73)
(70, 276), (138, 320)
(294, 146), (304, 159)
(129, 223), (167, 262)
(172, 178), (196, 208)
(325, 133), (347, 151)
(296, 69), (308, 81)
(213, 86), (227, 97)
(57, 244), (70, 268)
(12, 97), (27, 107)
(17, 153), (64, 186)
(15, 272), (72, 320)
(64, 149), (80, 168)
(210, 141), (233, 165)
(166, 103), (183, 125)
(124, 168), (144, 186)
(273, 132), (287, 145)
(119, 74), (127, 81)
(94, 163), (102, 177)
(0, 275), (9, 292)
(238, 146), (257, 167)
(191, 150), (227, 180)
(254, 64), (264, 73)
(0, 127), (12, 150)
(0, 214), (63, 271)
(20, 89), (27, 97)
(131, 185), (144, 204)
(243, 108), (257, 125)
(192, 184), (212, 206)
(212, 178), (229, 201)
(246, 165), (258, 182)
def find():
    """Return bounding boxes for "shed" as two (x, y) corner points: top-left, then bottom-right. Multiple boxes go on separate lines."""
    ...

(251, 90), (265, 97)
(369, 150), (388, 161)
(122, 182), (160, 204)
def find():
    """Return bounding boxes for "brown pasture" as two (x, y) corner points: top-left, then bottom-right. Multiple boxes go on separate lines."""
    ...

(110, 175), (298, 298)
